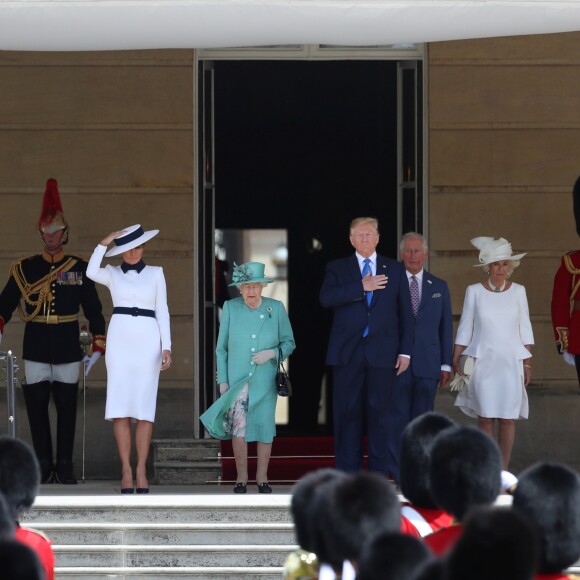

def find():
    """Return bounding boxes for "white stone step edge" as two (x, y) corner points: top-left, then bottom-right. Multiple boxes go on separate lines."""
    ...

(55, 566), (283, 575)
(31, 522), (295, 532)
(52, 544), (297, 554)
(31, 495), (292, 509)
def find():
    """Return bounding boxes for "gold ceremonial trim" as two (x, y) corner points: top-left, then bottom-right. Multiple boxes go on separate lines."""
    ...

(564, 254), (580, 302)
(556, 326), (569, 353)
(11, 256), (78, 322)
(93, 335), (106, 354)
(29, 314), (79, 325)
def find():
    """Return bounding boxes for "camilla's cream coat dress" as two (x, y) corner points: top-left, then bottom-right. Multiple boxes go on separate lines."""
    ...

(454, 282), (533, 419)
(87, 244), (171, 421)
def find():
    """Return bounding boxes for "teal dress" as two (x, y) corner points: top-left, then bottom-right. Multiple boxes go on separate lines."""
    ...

(200, 296), (296, 443)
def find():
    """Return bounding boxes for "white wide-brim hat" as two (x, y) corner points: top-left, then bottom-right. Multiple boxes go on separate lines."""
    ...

(471, 236), (527, 267)
(105, 224), (159, 257)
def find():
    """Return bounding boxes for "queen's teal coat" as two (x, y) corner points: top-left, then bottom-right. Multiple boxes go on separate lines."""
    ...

(200, 296), (295, 443)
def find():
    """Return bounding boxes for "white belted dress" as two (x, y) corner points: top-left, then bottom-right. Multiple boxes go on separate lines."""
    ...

(87, 244), (171, 422)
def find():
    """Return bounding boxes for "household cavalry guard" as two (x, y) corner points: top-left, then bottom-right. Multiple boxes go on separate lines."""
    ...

(0, 179), (105, 484)
(552, 175), (580, 388)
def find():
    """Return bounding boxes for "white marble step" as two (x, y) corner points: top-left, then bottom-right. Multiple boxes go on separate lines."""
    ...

(31, 522), (295, 545)
(55, 566), (283, 579)
(53, 544), (295, 568)
(23, 495), (293, 525)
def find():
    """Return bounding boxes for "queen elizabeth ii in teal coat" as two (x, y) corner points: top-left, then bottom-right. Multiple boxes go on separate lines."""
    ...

(200, 262), (295, 494)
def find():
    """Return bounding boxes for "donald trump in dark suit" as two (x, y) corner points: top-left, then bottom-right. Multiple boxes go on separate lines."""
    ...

(320, 217), (414, 476)
(388, 232), (453, 480)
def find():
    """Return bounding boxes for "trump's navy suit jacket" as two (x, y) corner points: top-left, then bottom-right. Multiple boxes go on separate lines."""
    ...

(409, 271), (453, 379)
(320, 254), (414, 367)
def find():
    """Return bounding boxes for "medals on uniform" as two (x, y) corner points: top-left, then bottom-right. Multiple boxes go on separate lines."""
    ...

(57, 271), (83, 285)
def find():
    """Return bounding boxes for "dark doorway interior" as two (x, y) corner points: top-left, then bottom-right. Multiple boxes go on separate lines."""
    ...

(214, 60), (399, 434)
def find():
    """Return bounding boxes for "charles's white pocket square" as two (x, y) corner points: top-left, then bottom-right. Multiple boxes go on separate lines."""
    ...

(432, 293), (441, 298)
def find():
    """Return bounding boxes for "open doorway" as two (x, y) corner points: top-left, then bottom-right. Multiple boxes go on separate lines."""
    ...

(199, 58), (423, 435)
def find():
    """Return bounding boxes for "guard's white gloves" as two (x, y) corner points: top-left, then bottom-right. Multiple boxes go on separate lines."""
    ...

(83, 351), (102, 376)
(252, 349), (276, 365)
(219, 383), (230, 395)
(563, 352), (576, 367)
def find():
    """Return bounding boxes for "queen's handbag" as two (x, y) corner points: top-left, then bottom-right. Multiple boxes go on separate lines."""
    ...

(275, 347), (292, 397)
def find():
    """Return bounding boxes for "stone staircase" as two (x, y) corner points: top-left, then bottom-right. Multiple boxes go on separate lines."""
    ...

(22, 492), (295, 579)
(153, 439), (222, 485)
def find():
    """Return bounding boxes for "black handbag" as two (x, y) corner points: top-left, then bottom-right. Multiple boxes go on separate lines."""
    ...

(275, 347), (292, 397)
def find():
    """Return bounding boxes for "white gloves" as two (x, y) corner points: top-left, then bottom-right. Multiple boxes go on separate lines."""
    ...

(219, 383), (230, 395)
(83, 351), (102, 376)
(252, 349), (276, 365)
(563, 352), (576, 367)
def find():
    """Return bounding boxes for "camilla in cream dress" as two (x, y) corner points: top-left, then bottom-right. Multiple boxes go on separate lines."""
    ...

(453, 236), (533, 470)
(454, 281), (534, 420)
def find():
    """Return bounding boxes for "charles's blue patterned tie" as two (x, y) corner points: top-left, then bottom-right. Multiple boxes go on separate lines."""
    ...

(410, 275), (420, 317)
(362, 258), (372, 337)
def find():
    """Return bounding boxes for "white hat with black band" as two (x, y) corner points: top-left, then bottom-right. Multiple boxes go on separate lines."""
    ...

(105, 224), (159, 257)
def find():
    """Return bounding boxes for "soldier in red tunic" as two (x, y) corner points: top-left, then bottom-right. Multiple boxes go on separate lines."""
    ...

(551, 176), (580, 384)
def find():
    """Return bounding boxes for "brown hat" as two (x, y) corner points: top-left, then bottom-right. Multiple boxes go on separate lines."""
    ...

(38, 178), (68, 234)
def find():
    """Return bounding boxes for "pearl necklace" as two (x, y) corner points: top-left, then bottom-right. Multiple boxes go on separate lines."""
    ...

(488, 278), (506, 293)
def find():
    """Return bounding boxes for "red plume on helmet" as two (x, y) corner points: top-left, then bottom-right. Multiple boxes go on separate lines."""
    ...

(38, 178), (68, 235)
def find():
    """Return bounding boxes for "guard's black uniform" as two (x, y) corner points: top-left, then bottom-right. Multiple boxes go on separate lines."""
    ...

(0, 248), (106, 483)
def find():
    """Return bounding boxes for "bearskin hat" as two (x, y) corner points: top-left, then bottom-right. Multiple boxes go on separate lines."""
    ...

(0, 437), (40, 519)
(357, 532), (432, 580)
(307, 470), (350, 568)
(290, 468), (346, 552)
(316, 472), (401, 566)
(574, 176), (580, 237)
(38, 178), (68, 235)
(0, 492), (14, 540)
(399, 412), (456, 508)
(513, 462), (580, 574)
(446, 507), (538, 580)
(429, 426), (502, 521)
(0, 539), (43, 580)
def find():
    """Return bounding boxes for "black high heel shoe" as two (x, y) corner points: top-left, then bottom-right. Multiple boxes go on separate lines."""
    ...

(121, 487), (135, 494)
(136, 487), (149, 494)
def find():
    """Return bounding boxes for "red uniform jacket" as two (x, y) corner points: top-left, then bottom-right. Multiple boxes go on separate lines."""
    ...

(400, 503), (454, 538)
(551, 251), (580, 354)
(16, 524), (55, 580)
(424, 524), (463, 556)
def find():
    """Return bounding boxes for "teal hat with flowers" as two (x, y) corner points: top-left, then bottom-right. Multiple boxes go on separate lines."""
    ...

(229, 262), (274, 286)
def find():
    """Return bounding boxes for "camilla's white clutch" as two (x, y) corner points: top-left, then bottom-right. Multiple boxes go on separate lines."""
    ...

(449, 355), (475, 392)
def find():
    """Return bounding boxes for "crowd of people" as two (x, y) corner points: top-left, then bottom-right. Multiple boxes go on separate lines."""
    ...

(284, 412), (580, 580)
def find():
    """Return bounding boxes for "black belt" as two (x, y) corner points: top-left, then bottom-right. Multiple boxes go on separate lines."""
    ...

(112, 307), (155, 318)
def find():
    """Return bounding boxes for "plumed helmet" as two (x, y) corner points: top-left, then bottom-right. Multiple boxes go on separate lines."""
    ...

(513, 462), (580, 574)
(429, 426), (502, 521)
(38, 178), (68, 237)
(0, 437), (40, 519)
(399, 412), (456, 508)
